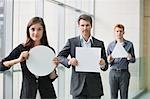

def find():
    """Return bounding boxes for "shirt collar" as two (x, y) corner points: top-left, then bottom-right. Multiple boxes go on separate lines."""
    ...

(80, 35), (93, 43)
(114, 38), (127, 46)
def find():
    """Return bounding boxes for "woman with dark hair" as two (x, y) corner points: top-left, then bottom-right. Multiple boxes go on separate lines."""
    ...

(0, 17), (59, 99)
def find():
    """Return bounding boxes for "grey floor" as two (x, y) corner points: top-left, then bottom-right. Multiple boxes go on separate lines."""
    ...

(135, 91), (150, 99)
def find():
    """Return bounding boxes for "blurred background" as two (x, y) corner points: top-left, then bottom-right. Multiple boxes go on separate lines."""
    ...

(0, 0), (149, 99)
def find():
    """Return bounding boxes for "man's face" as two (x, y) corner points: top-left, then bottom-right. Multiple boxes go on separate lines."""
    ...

(78, 19), (92, 37)
(114, 27), (124, 40)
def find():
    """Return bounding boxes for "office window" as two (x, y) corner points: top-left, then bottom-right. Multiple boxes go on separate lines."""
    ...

(13, 72), (22, 99)
(44, 0), (60, 52)
(64, 9), (77, 39)
(0, 0), (4, 98)
(64, 0), (79, 8)
(0, 0), (4, 59)
(81, 0), (94, 14)
(13, 0), (35, 70)
(44, 1), (60, 97)
(0, 73), (3, 99)
(13, 0), (36, 99)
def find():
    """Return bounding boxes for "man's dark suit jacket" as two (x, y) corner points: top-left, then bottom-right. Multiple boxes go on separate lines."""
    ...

(58, 36), (108, 97)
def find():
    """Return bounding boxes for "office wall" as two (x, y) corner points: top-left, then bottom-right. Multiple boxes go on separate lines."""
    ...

(94, 0), (141, 98)
(144, 0), (150, 90)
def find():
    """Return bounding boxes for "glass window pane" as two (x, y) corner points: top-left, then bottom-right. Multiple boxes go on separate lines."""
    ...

(55, 0), (65, 3)
(0, 0), (5, 59)
(44, 1), (60, 97)
(64, 0), (78, 8)
(13, 0), (35, 70)
(64, 9), (81, 40)
(44, 1), (59, 52)
(13, 0), (36, 99)
(81, 0), (94, 14)
(0, 73), (3, 99)
(0, 0), (4, 98)
(13, 72), (22, 99)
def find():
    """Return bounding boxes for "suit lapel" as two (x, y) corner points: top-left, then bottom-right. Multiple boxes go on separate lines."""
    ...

(91, 37), (96, 47)
(75, 36), (81, 47)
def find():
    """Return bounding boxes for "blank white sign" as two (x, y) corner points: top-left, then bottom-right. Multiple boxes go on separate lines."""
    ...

(76, 47), (101, 72)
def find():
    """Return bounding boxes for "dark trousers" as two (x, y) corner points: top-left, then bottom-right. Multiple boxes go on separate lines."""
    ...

(73, 82), (101, 99)
(109, 69), (130, 99)
(73, 96), (101, 99)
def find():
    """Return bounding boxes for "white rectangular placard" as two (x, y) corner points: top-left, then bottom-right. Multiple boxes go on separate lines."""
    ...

(76, 47), (101, 72)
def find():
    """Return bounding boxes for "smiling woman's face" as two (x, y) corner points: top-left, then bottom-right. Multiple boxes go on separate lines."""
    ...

(29, 23), (44, 43)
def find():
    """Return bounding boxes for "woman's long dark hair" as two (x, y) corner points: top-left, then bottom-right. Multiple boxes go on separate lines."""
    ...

(24, 17), (49, 50)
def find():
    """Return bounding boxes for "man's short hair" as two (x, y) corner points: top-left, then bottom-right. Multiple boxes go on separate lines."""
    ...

(78, 14), (92, 26)
(114, 24), (125, 31)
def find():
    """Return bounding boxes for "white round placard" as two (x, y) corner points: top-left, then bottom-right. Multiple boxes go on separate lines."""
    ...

(26, 45), (55, 76)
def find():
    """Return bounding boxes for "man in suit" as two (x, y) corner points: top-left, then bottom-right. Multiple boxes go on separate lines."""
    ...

(57, 14), (108, 99)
